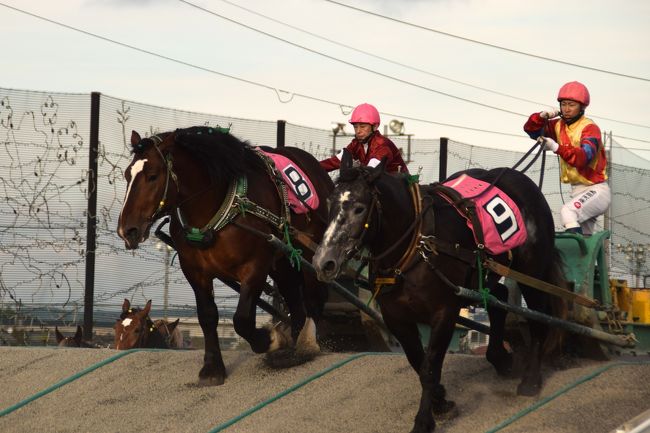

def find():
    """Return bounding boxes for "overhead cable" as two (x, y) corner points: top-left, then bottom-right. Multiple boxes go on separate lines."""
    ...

(214, 0), (649, 130)
(323, 0), (650, 83)
(178, 0), (525, 117)
(0, 2), (647, 147)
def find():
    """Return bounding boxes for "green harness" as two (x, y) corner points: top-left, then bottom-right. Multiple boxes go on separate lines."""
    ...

(176, 150), (301, 266)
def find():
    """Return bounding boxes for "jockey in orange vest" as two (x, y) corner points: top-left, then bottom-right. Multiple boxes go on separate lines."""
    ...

(524, 81), (610, 235)
(320, 103), (409, 174)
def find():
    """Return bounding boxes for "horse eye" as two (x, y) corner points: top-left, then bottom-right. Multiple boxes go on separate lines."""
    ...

(353, 206), (365, 215)
(147, 174), (158, 182)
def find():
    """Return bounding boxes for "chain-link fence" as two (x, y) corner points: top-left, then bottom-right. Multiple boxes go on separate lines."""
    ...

(1, 86), (648, 346)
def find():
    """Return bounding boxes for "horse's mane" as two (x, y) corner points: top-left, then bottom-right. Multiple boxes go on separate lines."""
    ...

(172, 126), (265, 184)
(337, 165), (410, 186)
(337, 167), (365, 183)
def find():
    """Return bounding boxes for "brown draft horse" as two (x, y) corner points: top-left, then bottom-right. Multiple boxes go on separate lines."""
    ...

(55, 325), (95, 348)
(313, 153), (567, 433)
(114, 299), (183, 349)
(117, 126), (332, 385)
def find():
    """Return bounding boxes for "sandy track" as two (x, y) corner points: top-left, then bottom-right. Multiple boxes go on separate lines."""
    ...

(0, 347), (648, 433)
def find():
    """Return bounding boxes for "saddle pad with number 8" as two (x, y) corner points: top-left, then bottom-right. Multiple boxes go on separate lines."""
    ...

(256, 148), (319, 214)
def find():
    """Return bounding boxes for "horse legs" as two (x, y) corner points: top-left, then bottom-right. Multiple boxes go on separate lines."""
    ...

(232, 277), (274, 354)
(485, 281), (514, 376)
(381, 304), (458, 433)
(272, 259), (326, 356)
(296, 271), (327, 355)
(516, 283), (549, 396)
(270, 260), (307, 343)
(191, 284), (226, 386)
(414, 308), (459, 433)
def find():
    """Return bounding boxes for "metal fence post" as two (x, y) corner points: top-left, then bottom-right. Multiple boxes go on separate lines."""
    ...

(276, 120), (286, 148)
(439, 137), (449, 181)
(83, 92), (100, 340)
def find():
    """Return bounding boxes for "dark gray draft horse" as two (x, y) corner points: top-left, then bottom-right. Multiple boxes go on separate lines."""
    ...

(117, 126), (332, 385)
(313, 153), (567, 433)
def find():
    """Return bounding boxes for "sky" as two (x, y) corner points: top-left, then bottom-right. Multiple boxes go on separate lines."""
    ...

(1, 0), (649, 162)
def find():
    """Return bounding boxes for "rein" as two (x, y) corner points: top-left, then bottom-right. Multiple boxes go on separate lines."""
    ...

(371, 181), (425, 274)
(343, 186), (381, 263)
(344, 176), (426, 299)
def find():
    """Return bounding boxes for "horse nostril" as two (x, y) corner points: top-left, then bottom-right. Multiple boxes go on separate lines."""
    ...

(126, 227), (139, 242)
(323, 260), (337, 275)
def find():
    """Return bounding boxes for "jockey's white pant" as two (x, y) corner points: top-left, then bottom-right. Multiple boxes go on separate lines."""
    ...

(560, 182), (611, 235)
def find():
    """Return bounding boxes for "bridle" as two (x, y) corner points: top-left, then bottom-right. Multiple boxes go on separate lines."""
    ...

(340, 177), (381, 264)
(133, 134), (179, 223)
(337, 169), (428, 278)
(151, 135), (179, 221)
(118, 308), (156, 349)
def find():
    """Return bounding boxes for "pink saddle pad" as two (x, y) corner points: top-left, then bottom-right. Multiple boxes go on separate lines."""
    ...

(256, 148), (319, 214)
(442, 174), (527, 255)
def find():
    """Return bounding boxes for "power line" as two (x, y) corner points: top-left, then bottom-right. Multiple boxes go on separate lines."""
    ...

(323, 0), (650, 83)
(178, 0), (525, 117)
(0, 2), (518, 138)
(1, 2), (647, 147)
(214, 0), (650, 130)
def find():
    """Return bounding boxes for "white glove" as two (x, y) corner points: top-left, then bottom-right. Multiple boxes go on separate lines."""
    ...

(540, 137), (559, 152)
(539, 109), (560, 119)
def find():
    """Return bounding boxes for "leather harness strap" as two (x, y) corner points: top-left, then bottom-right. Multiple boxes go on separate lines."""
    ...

(391, 181), (424, 274)
(484, 258), (599, 307)
(430, 183), (487, 249)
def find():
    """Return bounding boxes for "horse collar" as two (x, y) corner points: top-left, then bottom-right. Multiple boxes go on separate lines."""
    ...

(172, 149), (294, 248)
(372, 181), (424, 276)
(174, 177), (246, 247)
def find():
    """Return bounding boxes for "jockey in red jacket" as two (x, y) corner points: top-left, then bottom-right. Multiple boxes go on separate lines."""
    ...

(524, 81), (610, 235)
(320, 103), (409, 174)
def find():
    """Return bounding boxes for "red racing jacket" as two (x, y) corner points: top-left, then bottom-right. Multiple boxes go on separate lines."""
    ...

(524, 113), (607, 185)
(320, 131), (409, 174)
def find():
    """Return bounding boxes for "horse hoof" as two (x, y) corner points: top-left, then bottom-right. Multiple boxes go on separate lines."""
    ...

(516, 381), (541, 396)
(433, 400), (459, 421)
(486, 349), (513, 377)
(198, 375), (225, 387)
(268, 323), (293, 352)
(264, 347), (316, 369)
(295, 318), (320, 355)
(198, 365), (226, 386)
(409, 418), (435, 433)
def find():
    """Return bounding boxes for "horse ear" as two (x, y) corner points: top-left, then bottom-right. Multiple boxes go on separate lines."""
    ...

(367, 157), (388, 183)
(122, 298), (130, 312)
(55, 326), (64, 343)
(143, 300), (152, 316)
(168, 318), (180, 332)
(131, 130), (141, 146)
(74, 325), (83, 342)
(340, 149), (353, 170)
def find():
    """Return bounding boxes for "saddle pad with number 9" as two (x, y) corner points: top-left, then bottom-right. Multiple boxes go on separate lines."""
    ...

(256, 148), (319, 214)
(443, 174), (527, 255)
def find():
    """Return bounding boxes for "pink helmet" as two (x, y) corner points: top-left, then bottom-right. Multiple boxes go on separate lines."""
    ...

(349, 103), (380, 126)
(557, 81), (590, 106)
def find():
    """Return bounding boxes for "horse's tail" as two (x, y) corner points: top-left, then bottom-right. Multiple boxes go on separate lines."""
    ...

(543, 247), (569, 356)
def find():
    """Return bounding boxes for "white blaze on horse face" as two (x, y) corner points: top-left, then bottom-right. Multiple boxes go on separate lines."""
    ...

(322, 190), (352, 245)
(117, 318), (133, 344)
(118, 159), (148, 223)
